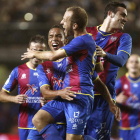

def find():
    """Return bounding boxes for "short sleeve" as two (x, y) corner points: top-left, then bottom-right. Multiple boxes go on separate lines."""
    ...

(37, 64), (50, 88)
(117, 33), (132, 56)
(3, 67), (18, 93)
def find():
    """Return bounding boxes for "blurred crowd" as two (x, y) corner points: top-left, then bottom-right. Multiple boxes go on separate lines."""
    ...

(0, 0), (140, 47)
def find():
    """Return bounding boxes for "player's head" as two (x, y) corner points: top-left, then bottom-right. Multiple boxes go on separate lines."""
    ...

(126, 54), (140, 75)
(48, 25), (68, 52)
(104, 2), (127, 30)
(60, 6), (88, 37)
(29, 34), (47, 66)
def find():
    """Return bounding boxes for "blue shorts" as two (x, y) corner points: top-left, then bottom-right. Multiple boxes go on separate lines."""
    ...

(85, 95), (114, 139)
(19, 128), (31, 140)
(119, 127), (140, 140)
(41, 95), (93, 135)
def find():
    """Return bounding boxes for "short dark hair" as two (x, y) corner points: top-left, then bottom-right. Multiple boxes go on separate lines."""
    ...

(29, 34), (47, 47)
(104, 2), (126, 19)
(49, 24), (65, 36)
(66, 6), (88, 31)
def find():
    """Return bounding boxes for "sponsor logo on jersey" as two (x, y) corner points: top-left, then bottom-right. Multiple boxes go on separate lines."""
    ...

(74, 111), (80, 118)
(124, 84), (128, 89)
(21, 73), (26, 79)
(25, 84), (38, 96)
(52, 76), (63, 87)
(72, 123), (77, 129)
(26, 97), (42, 103)
(33, 72), (39, 78)
(100, 37), (105, 41)
(66, 65), (73, 73)
(46, 68), (51, 74)
(57, 63), (62, 67)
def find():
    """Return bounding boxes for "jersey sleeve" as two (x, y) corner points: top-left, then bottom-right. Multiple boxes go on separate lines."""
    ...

(2, 67), (18, 93)
(117, 33), (132, 56)
(37, 64), (50, 88)
(92, 71), (99, 82)
(115, 78), (122, 95)
(61, 36), (85, 56)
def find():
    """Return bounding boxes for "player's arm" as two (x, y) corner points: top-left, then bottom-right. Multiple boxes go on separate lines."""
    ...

(95, 57), (104, 73)
(96, 45), (129, 67)
(0, 89), (27, 104)
(0, 68), (27, 104)
(37, 64), (76, 101)
(92, 72), (121, 121)
(21, 37), (87, 61)
(96, 34), (132, 67)
(21, 48), (66, 61)
(40, 85), (76, 101)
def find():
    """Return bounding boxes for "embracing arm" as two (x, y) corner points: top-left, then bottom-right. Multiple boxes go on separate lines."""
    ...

(21, 48), (67, 61)
(40, 85), (76, 101)
(95, 57), (104, 73)
(96, 45), (129, 67)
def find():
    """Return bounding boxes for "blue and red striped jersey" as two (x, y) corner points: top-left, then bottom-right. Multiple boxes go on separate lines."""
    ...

(86, 25), (132, 99)
(116, 73), (140, 129)
(37, 58), (67, 91)
(61, 34), (96, 98)
(2, 62), (42, 129)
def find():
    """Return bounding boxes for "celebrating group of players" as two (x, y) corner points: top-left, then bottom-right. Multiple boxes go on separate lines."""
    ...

(1, 1), (140, 140)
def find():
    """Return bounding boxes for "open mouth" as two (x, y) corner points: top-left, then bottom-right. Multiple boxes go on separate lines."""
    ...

(52, 43), (59, 50)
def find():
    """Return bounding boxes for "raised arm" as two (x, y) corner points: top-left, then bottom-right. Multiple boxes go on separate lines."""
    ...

(21, 48), (66, 61)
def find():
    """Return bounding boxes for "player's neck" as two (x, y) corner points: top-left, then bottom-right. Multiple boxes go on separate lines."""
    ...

(27, 61), (38, 70)
(100, 20), (116, 33)
(74, 29), (87, 38)
(129, 72), (140, 79)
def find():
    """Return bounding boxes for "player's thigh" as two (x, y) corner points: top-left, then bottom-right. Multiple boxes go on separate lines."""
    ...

(19, 129), (30, 140)
(33, 109), (55, 124)
(65, 101), (91, 135)
(27, 129), (44, 140)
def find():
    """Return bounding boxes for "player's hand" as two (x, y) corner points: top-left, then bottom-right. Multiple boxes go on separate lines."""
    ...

(57, 87), (76, 101)
(40, 97), (48, 106)
(21, 48), (35, 60)
(109, 101), (121, 121)
(116, 91), (128, 104)
(14, 94), (27, 104)
(96, 45), (107, 58)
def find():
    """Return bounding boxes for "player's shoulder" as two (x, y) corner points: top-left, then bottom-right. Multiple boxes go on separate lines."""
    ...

(39, 61), (53, 70)
(116, 31), (131, 39)
(11, 63), (26, 73)
(120, 73), (128, 81)
(18, 63), (28, 70)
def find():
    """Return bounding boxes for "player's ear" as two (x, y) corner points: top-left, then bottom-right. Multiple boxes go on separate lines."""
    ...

(73, 23), (78, 30)
(108, 11), (115, 18)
